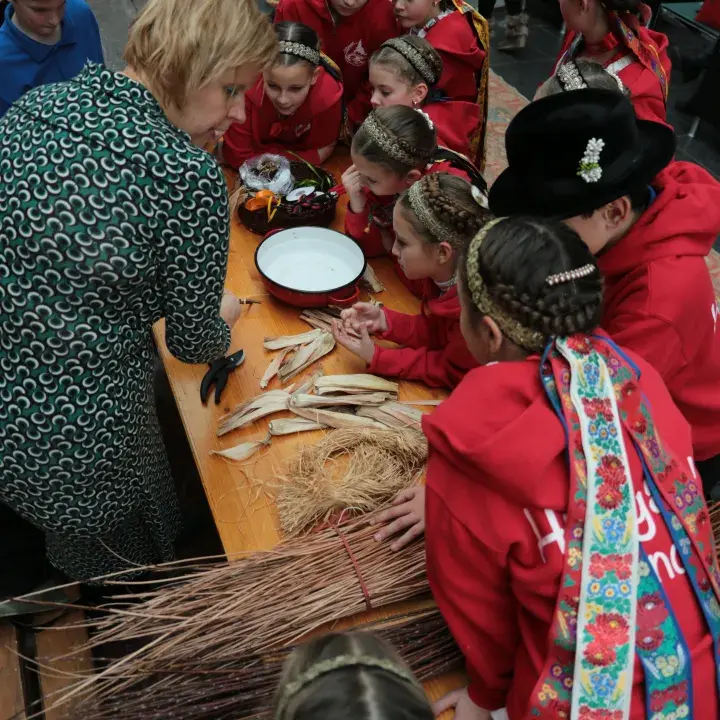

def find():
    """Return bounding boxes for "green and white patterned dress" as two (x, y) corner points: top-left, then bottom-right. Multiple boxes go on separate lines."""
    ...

(0, 63), (231, 581)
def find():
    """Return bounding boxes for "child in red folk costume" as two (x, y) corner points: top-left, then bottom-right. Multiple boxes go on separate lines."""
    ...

(423, 215), (720, 720)
(489, 88), (720, 500)
(342, 105), (484, 296)
(555, 0), (671, 124)
(223, 22), (342, 167)
(273, 0), (397, 126)
(332, 173), (489, 389)
(393, 0), (489, 167)
(369, 36), (482, 164)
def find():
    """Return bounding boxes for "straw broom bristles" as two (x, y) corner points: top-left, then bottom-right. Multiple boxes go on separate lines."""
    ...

(276, 427), (427, 537)
(32, 515), (429, 717)
(44, 605), (459, 719)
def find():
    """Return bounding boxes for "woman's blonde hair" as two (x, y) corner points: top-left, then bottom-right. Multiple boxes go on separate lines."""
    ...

(125, 0), (278, 109)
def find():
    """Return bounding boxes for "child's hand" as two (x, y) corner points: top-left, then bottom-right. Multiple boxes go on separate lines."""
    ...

(433, 688), (491, 720)
(370, 486), (425, 551)
(342, 165), (366, 214)
(332, 320), (376, 364)
(339, 302), (388, 334)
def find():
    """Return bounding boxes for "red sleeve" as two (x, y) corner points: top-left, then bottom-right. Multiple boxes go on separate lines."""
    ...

(380, 307), (432, 348)
(426, 482), (519, 711)
(273, 0), (299, 22)
(346, 80), (373, 126)
(300, 98), (343, 159)
(345, 207), (386, 257)
(605, 312), (687, 383)
(368, 314), (476, 388)
(223, 117), (257, 169)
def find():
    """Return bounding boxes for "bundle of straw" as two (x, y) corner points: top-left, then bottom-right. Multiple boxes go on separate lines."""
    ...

(711, 501), (720, 548)
(276, 427), (427, 537)
(36, 515), (428, 717)
(44, 605), (459, 719)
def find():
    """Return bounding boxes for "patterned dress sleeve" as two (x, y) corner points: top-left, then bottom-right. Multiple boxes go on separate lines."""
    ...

(158, 158), (231, 364)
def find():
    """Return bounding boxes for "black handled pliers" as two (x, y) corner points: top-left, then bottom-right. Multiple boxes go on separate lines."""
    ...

(200, 349), (246, 405)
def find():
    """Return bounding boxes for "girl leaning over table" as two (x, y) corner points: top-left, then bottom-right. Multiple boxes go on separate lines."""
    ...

(223, 22), (344, 168)
(0, 0), (277, 592)
(377, 217), (720, 720)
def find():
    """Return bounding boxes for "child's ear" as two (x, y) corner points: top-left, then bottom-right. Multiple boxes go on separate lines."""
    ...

(311, 66), (321, 86)
(436, 241), (454, 264)
(413, 83), (429, 106)
(481, 316), (505, 357)
(405, 169), (422, 185)
(603, 197), (632, 230)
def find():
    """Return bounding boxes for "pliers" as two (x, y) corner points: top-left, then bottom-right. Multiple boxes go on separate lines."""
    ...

(200, 349), (246, 405)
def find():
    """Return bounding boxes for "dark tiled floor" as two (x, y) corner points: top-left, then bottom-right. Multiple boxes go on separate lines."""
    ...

(489, 5), (720, 179)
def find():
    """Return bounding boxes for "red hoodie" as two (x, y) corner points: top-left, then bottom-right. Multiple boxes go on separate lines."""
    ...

(223, 69), (343, 168)
(556, 23), (671, 125)
(421, 10), (485, 103)
(344, 162), (470, 297)
(367, 279), (476, 388)
(274, 0), (398, 124)
(424, 350), (718, 718)
(425, 99), (481, 161)
(598, 161), (720, 462)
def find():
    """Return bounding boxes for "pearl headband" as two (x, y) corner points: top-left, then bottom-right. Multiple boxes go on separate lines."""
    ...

(380, 37), (439, 85)
(546, 263), (596, 286)
(279, 40), (320, 65)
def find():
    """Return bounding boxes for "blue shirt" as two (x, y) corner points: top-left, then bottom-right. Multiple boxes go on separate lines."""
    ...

(0, 0), (104, 117)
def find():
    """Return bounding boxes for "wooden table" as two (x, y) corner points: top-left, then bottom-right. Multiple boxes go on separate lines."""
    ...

(153, 149), (465, 711)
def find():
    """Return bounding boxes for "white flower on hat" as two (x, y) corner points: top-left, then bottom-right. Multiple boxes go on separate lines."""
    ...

(577, 138), (605, 183)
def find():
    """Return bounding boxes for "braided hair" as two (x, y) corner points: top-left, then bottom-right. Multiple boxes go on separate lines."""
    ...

(399, 173), (491, 248)
(370, 36), (443, 89)
(460, 217), (603, 346)
(273, 631), (433, 720)
(352, 106), (436, 176)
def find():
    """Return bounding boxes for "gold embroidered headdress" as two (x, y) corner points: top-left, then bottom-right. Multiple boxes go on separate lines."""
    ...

(278, 40), (320, 65)
(464, 218), (547, 353)
(361, 110), (433, 168)
(406, 174), (464, 248)
(380, 37), (439, 85)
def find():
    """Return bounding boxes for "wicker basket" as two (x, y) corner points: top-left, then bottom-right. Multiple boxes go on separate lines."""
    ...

(238, 162), (338, 236)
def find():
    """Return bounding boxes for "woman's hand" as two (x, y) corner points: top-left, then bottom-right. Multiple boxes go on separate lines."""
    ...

(370, 486), (425, 551)
(433, 688), (492, 720)
(332, 320), (376, 364)
(220, 289), (243, 329)
(339, 302), (388, 335)
(342, 164), (366, 214)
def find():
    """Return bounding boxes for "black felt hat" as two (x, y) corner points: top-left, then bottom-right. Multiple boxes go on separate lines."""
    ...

(488, 89), (676, 219)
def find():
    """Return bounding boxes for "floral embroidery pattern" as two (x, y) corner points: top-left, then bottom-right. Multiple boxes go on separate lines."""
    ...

(529, 334), (720, 720)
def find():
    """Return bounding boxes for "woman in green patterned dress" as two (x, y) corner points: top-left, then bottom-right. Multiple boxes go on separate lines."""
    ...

(0, 0), (277, 583)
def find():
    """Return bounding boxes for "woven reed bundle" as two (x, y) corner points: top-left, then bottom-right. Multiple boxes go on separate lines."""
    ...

(41, 605), (459, 720)
(33, 514), (429, 717)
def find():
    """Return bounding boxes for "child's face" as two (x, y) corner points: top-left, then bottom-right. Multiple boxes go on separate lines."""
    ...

(458, 279), (495, 365)
(391, 204), (452, 280)
(369, 64), (426, 109)
(264, 64), (318, 116)
(350, 150), (418, 197)
(329, 0), (369, 17)
(393, 0), (435, 29)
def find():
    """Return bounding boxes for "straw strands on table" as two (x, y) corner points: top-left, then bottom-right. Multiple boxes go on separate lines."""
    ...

(42, 605), (459, 720)
(35, 515), (429, 718)
(276, 427), (427, 537)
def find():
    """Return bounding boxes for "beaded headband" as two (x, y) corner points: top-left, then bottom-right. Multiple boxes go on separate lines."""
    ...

(362, 112), (420, 167)
(465, 218), (547, 353)
(279, 40), (320, 65)
(276, 655), (417, 717)
(546, 263), (596, 286)
(407, 178), (464, 248)
(557, 60), (626, 94)
(380, 37), (439, 85)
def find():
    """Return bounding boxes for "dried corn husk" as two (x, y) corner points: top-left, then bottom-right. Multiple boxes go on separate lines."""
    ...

(278, 332), (335, 383)
(289, 405), (386, 430)
(362, 264), (385, 293)
(210, 434), (271, 461)
(277, 427), (427, 536)
(356, 401), (424, 429)
(403, 399), (443, 406)
(293, 369), (323, 396)
(291, 392), (391, 409)
(263, 329), (323, 351)
(300, 309), (360, 338)
(268, 418), (327, 436)
(314, 374), (398, 395)
(217, 390), (291, 436)
(260, 347), (292, 389)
